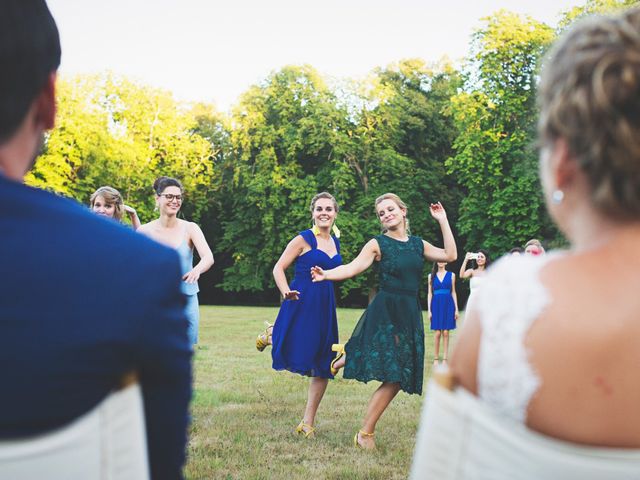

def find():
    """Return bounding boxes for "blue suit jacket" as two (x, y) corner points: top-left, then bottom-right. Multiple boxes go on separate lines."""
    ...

(0, 175), (192, 480)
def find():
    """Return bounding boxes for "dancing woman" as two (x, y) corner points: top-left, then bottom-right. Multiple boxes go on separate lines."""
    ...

(311, 193), (456, 449)
(262, 192), (342, 438)
(138, 176), (214, 346)
(90, 186), (141, 230)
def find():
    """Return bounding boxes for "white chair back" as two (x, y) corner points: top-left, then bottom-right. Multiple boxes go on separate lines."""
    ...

(0, 379), (149, 480)
(411, 371), (640, 480)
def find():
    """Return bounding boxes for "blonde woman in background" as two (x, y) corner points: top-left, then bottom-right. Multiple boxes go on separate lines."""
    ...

(90, 186), (141, 230)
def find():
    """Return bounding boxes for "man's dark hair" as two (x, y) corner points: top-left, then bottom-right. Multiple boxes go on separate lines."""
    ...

(0, 0), (61, 143)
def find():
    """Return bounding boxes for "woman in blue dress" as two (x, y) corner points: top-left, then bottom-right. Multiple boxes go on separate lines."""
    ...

(427, 262), (459, 366)
(258, 192), (342, 438)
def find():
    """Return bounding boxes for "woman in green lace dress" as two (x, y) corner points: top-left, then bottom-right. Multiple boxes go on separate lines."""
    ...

(311, 193), (457, 449)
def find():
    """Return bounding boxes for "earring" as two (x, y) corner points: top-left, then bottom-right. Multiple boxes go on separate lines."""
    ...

(312, 224), (320, 236)
(552, 189), (564, 204)
(332, 224), (341, 238)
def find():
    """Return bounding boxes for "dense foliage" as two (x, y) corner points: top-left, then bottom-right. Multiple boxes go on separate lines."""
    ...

(28, 2), (637, 304)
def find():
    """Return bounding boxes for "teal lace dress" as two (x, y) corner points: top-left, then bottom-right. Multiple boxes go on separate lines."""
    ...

(344, 234), (426, 395)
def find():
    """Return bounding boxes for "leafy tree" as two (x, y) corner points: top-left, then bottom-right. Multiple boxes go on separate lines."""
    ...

(27, 73), (216, 226)
(446, 11), (556, 255)
(558, 0), (639, 29)
(218, 65), (345, 293)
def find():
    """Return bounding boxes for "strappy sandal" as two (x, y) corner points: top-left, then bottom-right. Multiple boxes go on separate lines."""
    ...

(353, 430), (375, 449)
(255, 322), (273, 352)
(330, 343), (345, 376)
(295, 421), (316, 438)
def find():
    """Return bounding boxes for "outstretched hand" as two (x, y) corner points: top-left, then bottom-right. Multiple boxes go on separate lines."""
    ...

(283, 290), (301, 301)
(429, 202), (447, 222)
(310, 266), (325, 282)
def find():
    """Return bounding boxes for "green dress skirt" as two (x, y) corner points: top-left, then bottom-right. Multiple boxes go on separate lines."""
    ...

(344, 234), (426, 395)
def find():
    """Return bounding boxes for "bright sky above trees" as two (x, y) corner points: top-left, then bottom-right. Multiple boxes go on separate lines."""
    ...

(48, 0), (578, 111)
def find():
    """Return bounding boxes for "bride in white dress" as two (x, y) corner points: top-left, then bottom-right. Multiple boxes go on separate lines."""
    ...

(459, 250), (489, 314)
(412, 7), (640, 479)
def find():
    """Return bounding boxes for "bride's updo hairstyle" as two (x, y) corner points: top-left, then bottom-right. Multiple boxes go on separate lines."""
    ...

(538, 8), (640, 219)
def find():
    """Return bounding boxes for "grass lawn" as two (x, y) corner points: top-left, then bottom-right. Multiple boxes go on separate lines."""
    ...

(185, 305), (459, 480)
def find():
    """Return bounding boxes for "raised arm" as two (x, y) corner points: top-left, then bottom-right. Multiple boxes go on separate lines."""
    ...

(311, 238), (380, 282)
(451, 273), (459, 320)
(273, 235), (307, 300)
(459, 252), (474, 279)
(423, 202), (457, 262)
(124, 204), (141, 231)
(183, 222), (214, 284)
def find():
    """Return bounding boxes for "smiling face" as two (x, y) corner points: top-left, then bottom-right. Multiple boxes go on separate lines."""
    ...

(91, 195), (116, 219)
(156, 185), (183, 216)
(476, 252), (486, 266)
(376, 198), (406, 231)
(312, 198), (337, 229)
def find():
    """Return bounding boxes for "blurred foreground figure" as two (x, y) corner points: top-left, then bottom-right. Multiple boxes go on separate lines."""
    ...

(0, 2), (192, 479)
(412, 7), (640, 479)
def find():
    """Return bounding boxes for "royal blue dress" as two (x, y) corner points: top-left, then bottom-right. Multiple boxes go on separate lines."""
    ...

(430, 271), (456, 331)
(271, 229), (342, 378)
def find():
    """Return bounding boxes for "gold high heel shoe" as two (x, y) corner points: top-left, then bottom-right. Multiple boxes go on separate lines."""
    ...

(295, 421), (316, 438)
(255, 322), (273, 352)
(353, 430), (375, 449)
(330, 344), (345, 376)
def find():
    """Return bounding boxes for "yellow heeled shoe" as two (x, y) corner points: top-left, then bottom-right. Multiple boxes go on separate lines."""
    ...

(255, 322), (273, 352)
(330, 344), (345, 376)
(353, 430), (375, 449)
(295, 421), (316, 438)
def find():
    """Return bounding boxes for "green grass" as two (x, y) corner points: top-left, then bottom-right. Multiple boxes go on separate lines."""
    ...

(185, 305), (458, 480)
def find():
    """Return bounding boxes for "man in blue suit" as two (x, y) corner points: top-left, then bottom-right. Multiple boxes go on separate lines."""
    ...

(0, 2), (192, 479)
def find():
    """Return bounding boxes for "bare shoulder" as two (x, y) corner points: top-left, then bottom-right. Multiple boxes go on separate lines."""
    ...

(137, 220), (156, 235)
(365, 237), (382, 258)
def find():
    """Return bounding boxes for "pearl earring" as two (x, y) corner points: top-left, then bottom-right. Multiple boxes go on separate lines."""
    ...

(552, 189), (564, 204)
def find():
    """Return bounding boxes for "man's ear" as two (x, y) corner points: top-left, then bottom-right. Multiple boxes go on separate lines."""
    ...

(34, 72), (57, 130)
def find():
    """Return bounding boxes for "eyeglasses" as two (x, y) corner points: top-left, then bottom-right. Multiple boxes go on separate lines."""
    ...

(159, 194), (183, 202)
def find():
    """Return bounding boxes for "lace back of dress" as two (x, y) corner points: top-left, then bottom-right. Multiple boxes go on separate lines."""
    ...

(475, 254), (557, 424)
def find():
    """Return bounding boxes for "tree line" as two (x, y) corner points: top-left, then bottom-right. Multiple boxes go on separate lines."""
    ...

(29, 0), (636, 306)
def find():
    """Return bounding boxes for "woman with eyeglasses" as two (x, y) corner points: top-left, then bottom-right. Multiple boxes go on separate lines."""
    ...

(138, 176), (214, 346)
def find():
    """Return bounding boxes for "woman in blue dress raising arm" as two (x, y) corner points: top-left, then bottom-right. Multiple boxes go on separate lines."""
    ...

(312, 193), (456, 449)
(266, 192), (342, 438)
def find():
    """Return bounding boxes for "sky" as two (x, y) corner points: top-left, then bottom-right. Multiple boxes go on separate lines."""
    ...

(47, 0), (581, 112)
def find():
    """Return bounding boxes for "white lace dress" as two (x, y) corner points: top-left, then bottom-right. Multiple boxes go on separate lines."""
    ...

(464, 274), (484, 317)
(474, 254), (554, 422)
(410, 253), (640, 479)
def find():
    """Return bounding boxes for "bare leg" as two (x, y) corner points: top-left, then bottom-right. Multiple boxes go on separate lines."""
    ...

(433, 330), (442, 364)
(356, 382), (402, 449)
(442, 330), (450, 364)
(299, 377), (329, 435)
